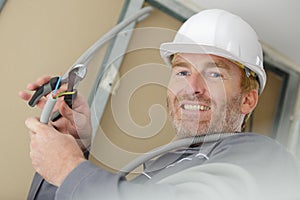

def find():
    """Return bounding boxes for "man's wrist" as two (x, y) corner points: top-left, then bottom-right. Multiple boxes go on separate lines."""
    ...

(55, 156), (86, 187)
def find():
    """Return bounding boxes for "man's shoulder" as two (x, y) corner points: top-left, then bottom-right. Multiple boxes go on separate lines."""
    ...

(220, 132), (283, 150)
(209, 132), (299, 172)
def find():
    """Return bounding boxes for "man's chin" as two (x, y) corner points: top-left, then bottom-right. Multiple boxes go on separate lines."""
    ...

(174, 126), (211, 139)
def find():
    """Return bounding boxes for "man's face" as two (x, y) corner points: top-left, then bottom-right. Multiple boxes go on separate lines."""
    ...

(167, 53), (245, 138)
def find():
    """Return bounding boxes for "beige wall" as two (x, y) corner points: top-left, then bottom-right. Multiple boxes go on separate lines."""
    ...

(0, 1), (181, 198)
(0, 0), (124, 199)
(90, 7), (182, 172)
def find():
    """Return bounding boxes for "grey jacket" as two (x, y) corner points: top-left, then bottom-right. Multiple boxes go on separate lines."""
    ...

(27, 133), (300, 200)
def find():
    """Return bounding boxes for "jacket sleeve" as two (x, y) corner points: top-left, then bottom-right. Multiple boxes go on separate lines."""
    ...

(27, 173), (57, 200)
(27, 150), (90, 200)
(56, 161), (174, 200)
(55, 161), (259, 200)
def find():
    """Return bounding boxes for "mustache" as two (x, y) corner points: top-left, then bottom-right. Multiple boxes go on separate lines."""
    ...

(176, 93), (212, 104)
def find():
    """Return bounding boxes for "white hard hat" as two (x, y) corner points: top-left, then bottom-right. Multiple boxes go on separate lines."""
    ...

(160, 9), (266, 94)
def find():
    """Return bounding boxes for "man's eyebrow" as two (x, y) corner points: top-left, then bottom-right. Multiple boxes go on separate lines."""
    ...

(206, 60), (230, 70)
(171, 60), (190, 68)
(171, 57), (231, 70)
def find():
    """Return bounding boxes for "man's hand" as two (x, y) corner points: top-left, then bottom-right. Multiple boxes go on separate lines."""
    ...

(19, 75), (92, 151)
(26, 117), (86, 186)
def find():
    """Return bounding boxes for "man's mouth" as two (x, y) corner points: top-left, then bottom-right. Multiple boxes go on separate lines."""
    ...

(181, 104), (211, 111)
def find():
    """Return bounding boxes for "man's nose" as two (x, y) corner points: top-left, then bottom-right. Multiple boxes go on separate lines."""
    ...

(188, 73), (207, 94)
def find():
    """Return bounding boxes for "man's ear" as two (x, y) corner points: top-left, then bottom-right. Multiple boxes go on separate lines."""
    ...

(241, 90), (259, 114)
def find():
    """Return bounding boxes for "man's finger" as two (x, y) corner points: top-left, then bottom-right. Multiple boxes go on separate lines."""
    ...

(18, 91), (31, 101)
(29, 130), (36, 139)
(25, 117), (49, 134)
(36, 75), (52, 86)
(59, 101), (75, 122)
(26, 76), (52, 91)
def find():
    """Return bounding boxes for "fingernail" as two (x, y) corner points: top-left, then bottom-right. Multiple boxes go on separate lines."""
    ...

(25, 117), (36, 127)
(25, 118), (31, 127)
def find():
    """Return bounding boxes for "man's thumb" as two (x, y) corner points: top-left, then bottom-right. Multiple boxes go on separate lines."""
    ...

(59, 102), (74, 122)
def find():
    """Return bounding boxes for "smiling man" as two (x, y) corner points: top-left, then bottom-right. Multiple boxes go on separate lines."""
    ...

(22, 9), (300, 200)
(167, 53), (257, 138)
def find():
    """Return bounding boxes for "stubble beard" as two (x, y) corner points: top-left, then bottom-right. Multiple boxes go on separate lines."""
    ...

(167, 94), (244, 139)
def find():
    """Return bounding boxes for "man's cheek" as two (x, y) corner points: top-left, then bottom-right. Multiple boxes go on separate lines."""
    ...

(168, 77), (192, 94)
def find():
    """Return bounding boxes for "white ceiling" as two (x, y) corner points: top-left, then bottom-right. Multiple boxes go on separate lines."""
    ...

(176, 0), (300, 68)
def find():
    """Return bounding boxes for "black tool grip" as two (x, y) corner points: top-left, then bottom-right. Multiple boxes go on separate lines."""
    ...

(50, 90), (77, 122)
(64, 89), (78, 108)
(28, 86), (46, 107)
(28, 77), (60, 107)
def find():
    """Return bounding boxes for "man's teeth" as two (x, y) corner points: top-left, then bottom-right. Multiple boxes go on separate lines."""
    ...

(183, 104), (210, 111)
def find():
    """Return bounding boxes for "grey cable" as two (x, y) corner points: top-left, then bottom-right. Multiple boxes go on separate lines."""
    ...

(40, 7), (153, 123)
(118, 132), (239, 177)
(40, 96), (57, 124)
(63, 6), (153, 79)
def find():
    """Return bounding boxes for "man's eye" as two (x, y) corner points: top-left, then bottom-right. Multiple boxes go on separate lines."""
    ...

(206, 72), (224, 79)
(176, 71), (191, 76)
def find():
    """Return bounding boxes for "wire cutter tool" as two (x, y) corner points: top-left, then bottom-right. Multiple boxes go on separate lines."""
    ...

(28, 64), (87, 123)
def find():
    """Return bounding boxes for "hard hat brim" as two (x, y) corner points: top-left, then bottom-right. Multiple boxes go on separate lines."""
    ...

(161, 42), (246, 67)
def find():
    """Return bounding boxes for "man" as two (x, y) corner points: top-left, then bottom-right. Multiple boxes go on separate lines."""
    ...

(20, 9), (300, 200)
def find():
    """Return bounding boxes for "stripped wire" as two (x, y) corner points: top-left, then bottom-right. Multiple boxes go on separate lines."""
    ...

(53, 91), (76, 99)
(51, 76), (76, 99)
(52, 76), (62, 97)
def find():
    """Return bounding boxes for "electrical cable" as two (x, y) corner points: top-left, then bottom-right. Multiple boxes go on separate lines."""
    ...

(118, 132), (240, 177)
(63, 7), (153, 79)
(38, 7), (153, 124)
(53, 91), (76, 99)
(52, 76), (62, 96)
(40, 96), (57, 124)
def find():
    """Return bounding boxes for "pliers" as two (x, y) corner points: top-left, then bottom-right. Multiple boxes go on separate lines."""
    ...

(28, 64), (87, 122)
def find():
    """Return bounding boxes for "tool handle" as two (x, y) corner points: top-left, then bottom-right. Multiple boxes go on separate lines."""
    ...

(28, 77), (60, 107)
(50, 90), (77, 122)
